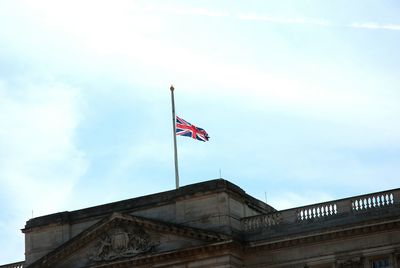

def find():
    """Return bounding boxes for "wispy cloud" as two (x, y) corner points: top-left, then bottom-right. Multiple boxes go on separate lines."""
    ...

(237, 13), (400, 31)
(237, 14), (330, 26)
(0, 81), (88, 216)
(350, 22), (400, 31)
(145, 5), (229, 18)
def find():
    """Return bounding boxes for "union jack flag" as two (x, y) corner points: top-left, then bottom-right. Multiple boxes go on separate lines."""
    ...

(176, 116), (210, 142)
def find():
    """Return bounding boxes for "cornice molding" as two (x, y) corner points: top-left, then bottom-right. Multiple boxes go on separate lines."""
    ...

(91, 240), (242, 268)
(245, 218), (400, 252)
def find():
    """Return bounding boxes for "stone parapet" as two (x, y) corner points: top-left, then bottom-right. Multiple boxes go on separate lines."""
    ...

(242, 187), (400, 238)
(0, 261), (25, 268)
(23, 179), (273, 232)
(21, 179), (272, 265)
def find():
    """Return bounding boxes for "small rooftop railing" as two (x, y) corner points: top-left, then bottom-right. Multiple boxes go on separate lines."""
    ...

(242, 188), (400, 232)
(0, 261), (24, 268)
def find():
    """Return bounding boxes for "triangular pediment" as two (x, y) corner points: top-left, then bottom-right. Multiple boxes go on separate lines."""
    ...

(26, 213), (230, 268)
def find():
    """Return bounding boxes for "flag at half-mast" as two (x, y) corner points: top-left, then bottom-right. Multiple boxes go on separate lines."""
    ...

(176, 116), (210, 142)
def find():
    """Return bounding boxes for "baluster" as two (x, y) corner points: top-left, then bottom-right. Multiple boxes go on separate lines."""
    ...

(250, 218), (255, 230)
(363, 198), (368, 209)
(372, 196), (376, 207)
(245, 220), (249, 231)
(390, 193), (394, 204)
(333, 204), (337, 214)
(368, 197), (372, 208)
(385, 194), (389, 205)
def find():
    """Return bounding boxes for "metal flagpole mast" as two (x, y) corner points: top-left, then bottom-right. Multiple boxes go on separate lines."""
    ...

(170, 85), (180, 189)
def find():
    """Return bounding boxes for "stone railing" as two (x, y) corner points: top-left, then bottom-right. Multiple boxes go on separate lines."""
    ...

(0, 261), (24, 268)
(352, 192), (394, 211)
(297, 203), (338, 221)
(243, 212), (283, 231)
(242, 188), (400, 232)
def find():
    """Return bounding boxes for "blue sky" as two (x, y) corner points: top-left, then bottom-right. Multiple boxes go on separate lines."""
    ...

(1, 0), (400, 263)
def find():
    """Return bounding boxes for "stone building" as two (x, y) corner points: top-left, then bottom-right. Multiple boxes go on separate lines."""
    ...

(1, 179), (399, 268)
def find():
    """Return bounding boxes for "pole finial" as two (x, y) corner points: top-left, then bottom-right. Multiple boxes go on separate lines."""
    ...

(170, 85), (174, 91)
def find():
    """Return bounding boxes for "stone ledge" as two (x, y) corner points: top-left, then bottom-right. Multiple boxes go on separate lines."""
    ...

(24, 179), (273, 231)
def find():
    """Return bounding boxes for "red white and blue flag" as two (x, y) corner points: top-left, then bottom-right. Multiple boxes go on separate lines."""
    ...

(176, 116), (210, 142)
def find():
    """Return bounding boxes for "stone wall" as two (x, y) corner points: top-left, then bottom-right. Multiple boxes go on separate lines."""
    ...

(22, 179), (271, 265)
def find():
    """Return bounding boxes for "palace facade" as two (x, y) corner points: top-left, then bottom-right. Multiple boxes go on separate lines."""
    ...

(1, 179), (399, 268)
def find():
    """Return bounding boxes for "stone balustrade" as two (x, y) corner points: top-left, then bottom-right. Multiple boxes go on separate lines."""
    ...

(352, 192), (394, 211)
(0, 261), (25, 268)
(242, 188), (400, 232)
(297, 203), (338, 221)
(243, 212), (283, 231)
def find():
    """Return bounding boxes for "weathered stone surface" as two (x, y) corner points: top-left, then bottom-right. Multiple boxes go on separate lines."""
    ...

(2, 179), (399, 268)
(22, 179), (271, 266)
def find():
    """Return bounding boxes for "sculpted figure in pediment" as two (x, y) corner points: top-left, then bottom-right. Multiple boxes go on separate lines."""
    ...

(89, 225), (157, 262)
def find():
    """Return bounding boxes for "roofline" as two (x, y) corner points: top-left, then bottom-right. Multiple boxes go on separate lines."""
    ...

(24, 179), (274, 231)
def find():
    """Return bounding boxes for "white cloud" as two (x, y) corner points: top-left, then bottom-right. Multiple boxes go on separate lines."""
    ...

(350, 22), (400, 31)
(0, 81), (88, 216)
(237, 14), (330, 26)
(145, 4), (229, 18)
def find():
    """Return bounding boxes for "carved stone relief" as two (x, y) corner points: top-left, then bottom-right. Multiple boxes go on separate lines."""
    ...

(337, 258), (363, 268)
(88, 224), (159, 262)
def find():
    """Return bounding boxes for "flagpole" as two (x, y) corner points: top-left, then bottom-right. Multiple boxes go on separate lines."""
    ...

(170, 85), (180, 189)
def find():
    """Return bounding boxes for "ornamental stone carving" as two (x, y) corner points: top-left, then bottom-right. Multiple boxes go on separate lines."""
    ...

(338, 258), (363, 268)
(89, 224), (158, 262)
